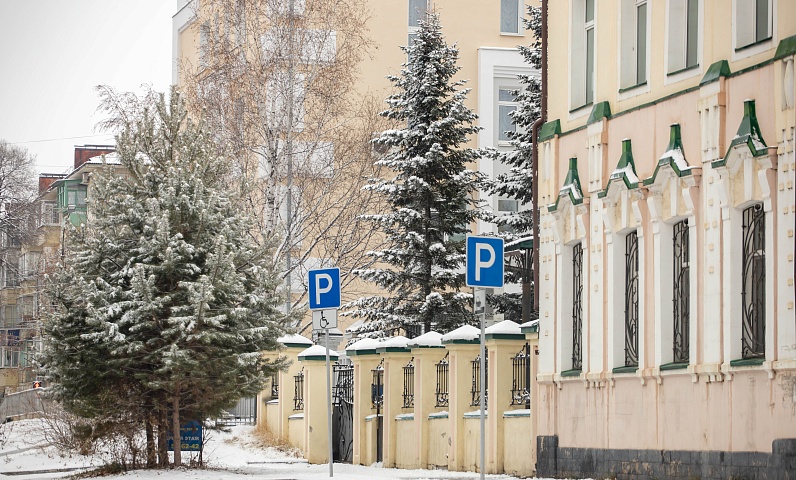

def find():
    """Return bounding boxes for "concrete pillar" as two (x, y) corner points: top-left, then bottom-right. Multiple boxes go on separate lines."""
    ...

(276, 334), (313, 441)
(484, 320), (528, 474)
(256, 350), (281, 433)
(298, 344), (339, 464)
(408, 332), (446, 469)
(346, 338), (382, 466)
(378, 336), (412, 468)
(441, 325), (481, 472)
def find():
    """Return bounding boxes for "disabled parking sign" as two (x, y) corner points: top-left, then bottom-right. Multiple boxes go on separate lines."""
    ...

(466, 236), (504, 288)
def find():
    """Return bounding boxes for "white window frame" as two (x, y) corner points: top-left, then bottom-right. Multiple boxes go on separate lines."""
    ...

(497, 87), (519, 146)
(409, 0), (427, 28)
(569, 0), (596, 113)
(664, 0), (703, 85)
(732, 0), (775, 61)
(500, 0), (522, 35)
(619, 0), (650, 92)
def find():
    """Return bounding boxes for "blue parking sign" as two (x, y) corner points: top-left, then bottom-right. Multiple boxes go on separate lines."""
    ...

(466, 236), (504, 288)
(308, 268), (341, 310)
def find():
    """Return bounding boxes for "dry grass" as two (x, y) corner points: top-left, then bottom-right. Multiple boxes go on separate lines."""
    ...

(249, 428), (301, 457)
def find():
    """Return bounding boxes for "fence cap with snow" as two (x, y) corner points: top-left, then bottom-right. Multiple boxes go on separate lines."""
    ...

(407, 331), (444, 349)
(520, 319), (539, 334)
(484, 320), (525, 340)
(441, 325), (480, 345)
(346, 337), (382, 356)
(376, 335), (410, 353)
(298, 344), (339, 361)
(278, 334), (314, 348)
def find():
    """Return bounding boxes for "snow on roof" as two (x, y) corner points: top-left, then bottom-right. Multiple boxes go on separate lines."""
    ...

(345, 337), (381, 352)
(485, 320), (521, 335)
(520, 319), (539, 329)
(441, 324), (480, 342)
(408, 331), (443, 348)
(346, 320), (364, 332)
(660, 147), (692, 173)
(609, 164), (639, 185)
(298, 344), (339, 358)
(277, 334), (313, 346)
(380, 335), (410, 349)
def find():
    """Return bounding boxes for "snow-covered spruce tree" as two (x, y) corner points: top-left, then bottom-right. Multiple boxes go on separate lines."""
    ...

(484, 5), (542, 322)
(43, 87), (291, 467)
(345, 13), (484, 336)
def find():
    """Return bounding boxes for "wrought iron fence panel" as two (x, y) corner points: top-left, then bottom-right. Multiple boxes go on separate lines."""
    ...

(624, 231), (640, 367)
(510, 342), (531, 407)
(470, 351), (488, 407)
(371, 359), (384, 409)
(435, 352), (449, 407)
(402, 357), (414, 409)
(572, 243), (584, 370)
(293, 368), (304, 411)
(271, 374), (279, 399)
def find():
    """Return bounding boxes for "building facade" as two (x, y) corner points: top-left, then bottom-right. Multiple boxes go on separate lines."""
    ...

(536, 0), (796, 478)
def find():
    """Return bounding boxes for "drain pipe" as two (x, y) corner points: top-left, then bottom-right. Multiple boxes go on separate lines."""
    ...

(532, 0), (548, 315)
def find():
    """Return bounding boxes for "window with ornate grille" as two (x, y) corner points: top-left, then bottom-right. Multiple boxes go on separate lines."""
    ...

(742, 203), (765, 359)
(293, 368), (304, 410)
(624, 231), (639, 367)
(510, 343), (531, 407)
(672, 220), (690, 363)
(572, 243), (584, 371)
(470, 351), (488, 407)
(402, 357), (415, 409)
(435, 352), (449, 407)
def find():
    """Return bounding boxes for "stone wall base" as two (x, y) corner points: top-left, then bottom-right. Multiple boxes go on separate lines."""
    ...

(536, 436), (796, 480)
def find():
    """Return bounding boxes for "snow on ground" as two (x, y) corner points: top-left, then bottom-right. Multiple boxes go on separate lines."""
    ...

(0, 419), (570, 480)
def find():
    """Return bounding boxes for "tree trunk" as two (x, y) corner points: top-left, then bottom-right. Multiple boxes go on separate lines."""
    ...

(145, 413), (156, 468)
(172, 382), (182, 467)
(157, 409), (169, 468)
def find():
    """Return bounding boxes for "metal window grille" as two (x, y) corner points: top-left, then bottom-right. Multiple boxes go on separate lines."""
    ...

(510, 342), (531, 407)
(470, 351), (488, 407)
(673, 219), (690, 363)
(293, 368), (304, 411)
(572, 243), (584, 370)
(402, 357), (415, 409)
(435, 352), (449, 407)
(371, 359), (384, 409)
(624, 231), (640, 367)
(332, 361), (354, 405)
(742, 203), (766, 359)
(271, 373), (279, 399)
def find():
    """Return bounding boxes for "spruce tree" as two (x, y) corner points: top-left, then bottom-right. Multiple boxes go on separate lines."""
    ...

(345, 13), (483, 336)
(43, 88), (291, 467)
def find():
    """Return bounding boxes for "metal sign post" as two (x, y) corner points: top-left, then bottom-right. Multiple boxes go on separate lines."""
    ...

(465, 236), (504, 480)
(308, 268), (341, 478)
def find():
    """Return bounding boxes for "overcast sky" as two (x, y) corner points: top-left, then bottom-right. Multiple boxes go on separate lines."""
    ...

(0, 1), (174, 175)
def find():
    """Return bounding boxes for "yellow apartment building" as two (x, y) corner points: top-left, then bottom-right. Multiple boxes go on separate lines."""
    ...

(536, 0), (796, 478)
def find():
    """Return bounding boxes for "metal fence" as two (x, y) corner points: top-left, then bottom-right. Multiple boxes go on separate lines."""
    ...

(217, 396), (257, 426)
(510, 342), (531, 407)
(402, 357), (414, 409)
(294, 368), (305, 411)
(470, 352), (488, 407)
(435, 352), (449, 407)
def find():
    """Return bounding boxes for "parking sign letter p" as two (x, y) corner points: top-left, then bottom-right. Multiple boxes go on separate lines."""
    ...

(315, 273), (333, 305)
(475, 243), (495, 281)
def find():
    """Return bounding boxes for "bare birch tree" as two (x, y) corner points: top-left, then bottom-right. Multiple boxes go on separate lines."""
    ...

(179, 0), (388, 315)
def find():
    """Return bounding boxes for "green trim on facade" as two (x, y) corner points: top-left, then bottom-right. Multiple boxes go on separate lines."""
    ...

(548, 158), (585, 212)
(774, 34), (796, 60)
(409, 345), (445, 349)
(617, 81), (647, 94)
(659, 361), (689, 371)
(643, 124), (694, 186)
(299, 354), (339, 362)
(485, 333), (526, 341)
(729, 357), (766, 367)
(428, 411), (449, 420)
(441, 338), (480, 345)
(376, 346), (411, 353)
(283, 343), (313, 349)
(395, 413), (415, 421)
(520, 324), (539, 334)
(713, 99), (768, 168)
(463, 411), (488, 419)
(503, 410), (531, 418)
(612, 366), (639, 374)
(586, 101), (612, 125)
(538, 119), (562, 142)
(598, 139), (640, 199)
(561, 369), (582, 378)
(699, 60), (731, 86)
(346, 349), (380, 356)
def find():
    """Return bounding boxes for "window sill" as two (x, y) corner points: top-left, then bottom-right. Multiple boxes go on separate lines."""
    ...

(659, 362), (689, 371)
(618, 81), (648, 94)
(735, 36), (773, 53)
(560, 369), (582, 378)
(729, 357), (765, 367)
(667, 64), (700, 77)
(500, 32), (524, 37)
(568, 102), (593, 115)
(612, 365), (638, 374)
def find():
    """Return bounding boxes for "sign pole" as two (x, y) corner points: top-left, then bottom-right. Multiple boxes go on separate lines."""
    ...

(325, 325), (334, 477)
(478, 288), (486, 480)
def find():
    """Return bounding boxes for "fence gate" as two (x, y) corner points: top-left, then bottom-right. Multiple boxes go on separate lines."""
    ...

(332, 360), (354, 463)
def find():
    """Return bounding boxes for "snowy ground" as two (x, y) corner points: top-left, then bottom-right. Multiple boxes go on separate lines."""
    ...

(0, 419), (568, 480)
